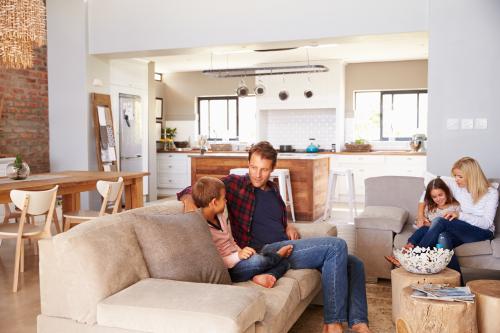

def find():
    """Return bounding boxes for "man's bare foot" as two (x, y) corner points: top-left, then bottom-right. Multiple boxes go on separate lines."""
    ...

(252, 274), (277, 288)
(322, 323), (343, 333)
(351, 323), (372, 333)
(384, 255), (401, 268)
(277, 244), (293, 257)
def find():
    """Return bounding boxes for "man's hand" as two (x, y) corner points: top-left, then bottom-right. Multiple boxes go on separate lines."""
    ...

(416, 216), (430, 228)
(238, 247), (256, 260)
(286, 224), (300, 240)
(180, 194), (197, 213)
(443, 212), (459, 221)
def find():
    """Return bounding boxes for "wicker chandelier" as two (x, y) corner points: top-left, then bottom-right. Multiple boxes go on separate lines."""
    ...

(0, 0), (47, 69)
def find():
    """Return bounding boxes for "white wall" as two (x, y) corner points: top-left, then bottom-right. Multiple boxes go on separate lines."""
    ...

(88, 0), (428, 55)
(47, 0), (95, 209)
(427, 0), (500, 177)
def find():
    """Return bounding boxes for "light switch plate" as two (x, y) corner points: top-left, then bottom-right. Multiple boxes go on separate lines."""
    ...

(461, 118), (474, 130)
(446, 118), (460, 130)
(475, 118), (488, 129)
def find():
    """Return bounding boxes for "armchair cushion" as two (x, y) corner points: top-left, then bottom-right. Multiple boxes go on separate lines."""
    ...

(355, 206), (409, 233)
(293, 222), (337, 238)
(134, 212), (232, 285)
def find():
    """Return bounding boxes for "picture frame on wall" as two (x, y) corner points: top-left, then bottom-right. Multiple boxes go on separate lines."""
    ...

(155, 121), (162, 141)
(155, 98), (163, 120)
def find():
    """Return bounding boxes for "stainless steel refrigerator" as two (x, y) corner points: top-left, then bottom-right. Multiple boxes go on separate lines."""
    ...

(119, 93), (144, 173)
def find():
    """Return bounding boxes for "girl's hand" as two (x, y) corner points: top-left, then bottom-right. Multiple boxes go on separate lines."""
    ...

(238, 247), (256, 260)
(444, 212), (459, 221)
(416, 216), (430, 228)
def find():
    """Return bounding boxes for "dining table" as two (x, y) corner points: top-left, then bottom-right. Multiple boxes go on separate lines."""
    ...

(0, 170), (149, 213)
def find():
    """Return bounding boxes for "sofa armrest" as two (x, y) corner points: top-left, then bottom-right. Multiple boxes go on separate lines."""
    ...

(355, 206), (408, 233)
(97, 278), (265, 333)
(294, 222), (337, 239)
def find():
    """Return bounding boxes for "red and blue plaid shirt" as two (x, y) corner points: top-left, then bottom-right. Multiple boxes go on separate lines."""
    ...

(177, 174), (288, 248)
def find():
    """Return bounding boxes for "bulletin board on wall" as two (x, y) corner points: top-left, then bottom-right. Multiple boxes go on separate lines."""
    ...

(91, 93), (118, 172)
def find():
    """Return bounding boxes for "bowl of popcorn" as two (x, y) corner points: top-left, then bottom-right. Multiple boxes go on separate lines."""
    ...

(393, 246), (454, 274)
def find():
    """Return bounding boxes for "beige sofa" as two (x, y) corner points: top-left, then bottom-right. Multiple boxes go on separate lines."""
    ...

(38, 201), (336, 333)
(355, 176), (500, 281)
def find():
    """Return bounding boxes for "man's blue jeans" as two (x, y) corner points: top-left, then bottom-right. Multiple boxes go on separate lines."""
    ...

(229, 251), (290, 282)
(262, 237), (368, 327)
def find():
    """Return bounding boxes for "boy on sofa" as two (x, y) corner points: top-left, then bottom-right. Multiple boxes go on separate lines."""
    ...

(192, 176), (293, 288)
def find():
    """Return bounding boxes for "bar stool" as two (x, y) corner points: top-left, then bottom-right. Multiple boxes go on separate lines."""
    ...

(229, 168), (296, 222)
(323, 168), (357, 221)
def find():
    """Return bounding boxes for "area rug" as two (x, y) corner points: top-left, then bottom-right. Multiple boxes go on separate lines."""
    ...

(290, 281), (394, 333)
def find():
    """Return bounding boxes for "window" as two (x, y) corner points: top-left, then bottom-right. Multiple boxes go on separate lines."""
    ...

(354, 90), (427, 141)
(198, 96), (239, 140)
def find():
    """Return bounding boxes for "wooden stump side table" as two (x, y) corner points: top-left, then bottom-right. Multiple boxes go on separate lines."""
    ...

(397, 286), (477, 333)
(391, 267), (461, 323)
(467, 280), (500, 333)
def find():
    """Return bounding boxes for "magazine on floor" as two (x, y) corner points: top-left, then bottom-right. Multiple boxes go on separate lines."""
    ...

(410, 283), (475, 302)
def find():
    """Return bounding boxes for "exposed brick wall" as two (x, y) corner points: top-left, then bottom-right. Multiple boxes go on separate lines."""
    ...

(0, 46), (49, 174)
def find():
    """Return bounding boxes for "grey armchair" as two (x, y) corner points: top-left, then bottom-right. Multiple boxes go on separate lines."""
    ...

(354, 176), (500, 281)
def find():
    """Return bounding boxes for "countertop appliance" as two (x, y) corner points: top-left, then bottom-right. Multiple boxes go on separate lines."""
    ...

(306, 138), (319, 153)
(409, 133), (427, 152)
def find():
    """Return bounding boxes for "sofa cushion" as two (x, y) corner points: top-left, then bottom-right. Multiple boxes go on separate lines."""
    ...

(283, 269), (321, 300)
(97, 279), (265, 333)
(455, 240), (493, 257)
(52, 213), (150, 324)
(355, 206), (409, 233)
(134, 212), (231, 284)
(234, 276), (301, 333)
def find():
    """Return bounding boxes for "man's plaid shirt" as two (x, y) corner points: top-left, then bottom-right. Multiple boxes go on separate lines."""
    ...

(177, 174), (287, 248)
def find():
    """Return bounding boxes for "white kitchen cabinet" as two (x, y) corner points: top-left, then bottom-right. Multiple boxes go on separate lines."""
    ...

(157, 153), (191, 195)
(329, 154), (426, 201)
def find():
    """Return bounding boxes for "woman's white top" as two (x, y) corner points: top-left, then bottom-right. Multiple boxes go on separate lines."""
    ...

(422, 174), (499, 232)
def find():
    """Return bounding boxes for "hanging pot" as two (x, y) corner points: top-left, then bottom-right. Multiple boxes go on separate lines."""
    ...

(254, 83), (266, 96)
(236, 79), (249, 97)
(278, 90), (289, 101)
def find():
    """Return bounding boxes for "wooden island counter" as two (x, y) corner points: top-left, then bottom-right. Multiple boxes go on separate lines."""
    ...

(189, 153), (330, 221)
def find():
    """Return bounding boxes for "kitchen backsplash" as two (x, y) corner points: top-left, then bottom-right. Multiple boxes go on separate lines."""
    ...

(259, 109), (336, 149)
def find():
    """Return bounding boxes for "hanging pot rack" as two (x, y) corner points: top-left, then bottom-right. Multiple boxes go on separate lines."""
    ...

(202, 64), (329, 78)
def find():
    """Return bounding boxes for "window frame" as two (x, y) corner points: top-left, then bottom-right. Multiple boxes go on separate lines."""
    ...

(197, 96), (239, 141)
(354, 89), (427, 141)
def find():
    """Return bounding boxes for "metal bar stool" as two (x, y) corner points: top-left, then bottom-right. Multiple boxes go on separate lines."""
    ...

(229, 168), (296, 222)
(323, 168), (357, 221)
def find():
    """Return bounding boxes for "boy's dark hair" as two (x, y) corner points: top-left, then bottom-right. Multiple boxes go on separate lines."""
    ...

(248, 141), (278, 168)
(424, 177), (459, 212)
(192, 176), (225, 208)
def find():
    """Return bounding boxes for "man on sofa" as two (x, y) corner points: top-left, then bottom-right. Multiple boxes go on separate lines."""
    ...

(178, 141), (371, 333)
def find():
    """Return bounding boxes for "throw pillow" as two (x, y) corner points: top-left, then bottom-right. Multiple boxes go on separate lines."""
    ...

(134, 212), (232, 285)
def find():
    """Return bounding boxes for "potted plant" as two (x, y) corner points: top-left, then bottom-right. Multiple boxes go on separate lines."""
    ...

(6, 154), (31, 180)
(164, 127), (177, 151)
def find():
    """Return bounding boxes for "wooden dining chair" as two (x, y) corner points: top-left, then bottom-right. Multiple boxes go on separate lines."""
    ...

(0, 185), (58, 292)
(63, 177), (124, 231)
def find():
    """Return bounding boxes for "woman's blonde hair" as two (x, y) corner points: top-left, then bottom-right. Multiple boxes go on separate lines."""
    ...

(452, 157), (490, 203)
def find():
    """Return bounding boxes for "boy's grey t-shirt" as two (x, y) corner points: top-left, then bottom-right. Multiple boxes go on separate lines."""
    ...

(249, 188), (288, 252)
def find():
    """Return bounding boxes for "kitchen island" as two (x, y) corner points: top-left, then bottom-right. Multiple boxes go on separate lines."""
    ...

(189, 153), (330, 221)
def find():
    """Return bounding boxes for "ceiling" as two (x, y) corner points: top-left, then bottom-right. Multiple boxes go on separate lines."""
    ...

(142, 32), (428, 74)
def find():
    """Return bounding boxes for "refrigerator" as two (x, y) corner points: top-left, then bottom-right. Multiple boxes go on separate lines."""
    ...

(119, 93), (144, 175)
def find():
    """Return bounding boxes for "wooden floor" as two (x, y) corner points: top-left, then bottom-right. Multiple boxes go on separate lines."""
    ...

(0, 238), (40, 333)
